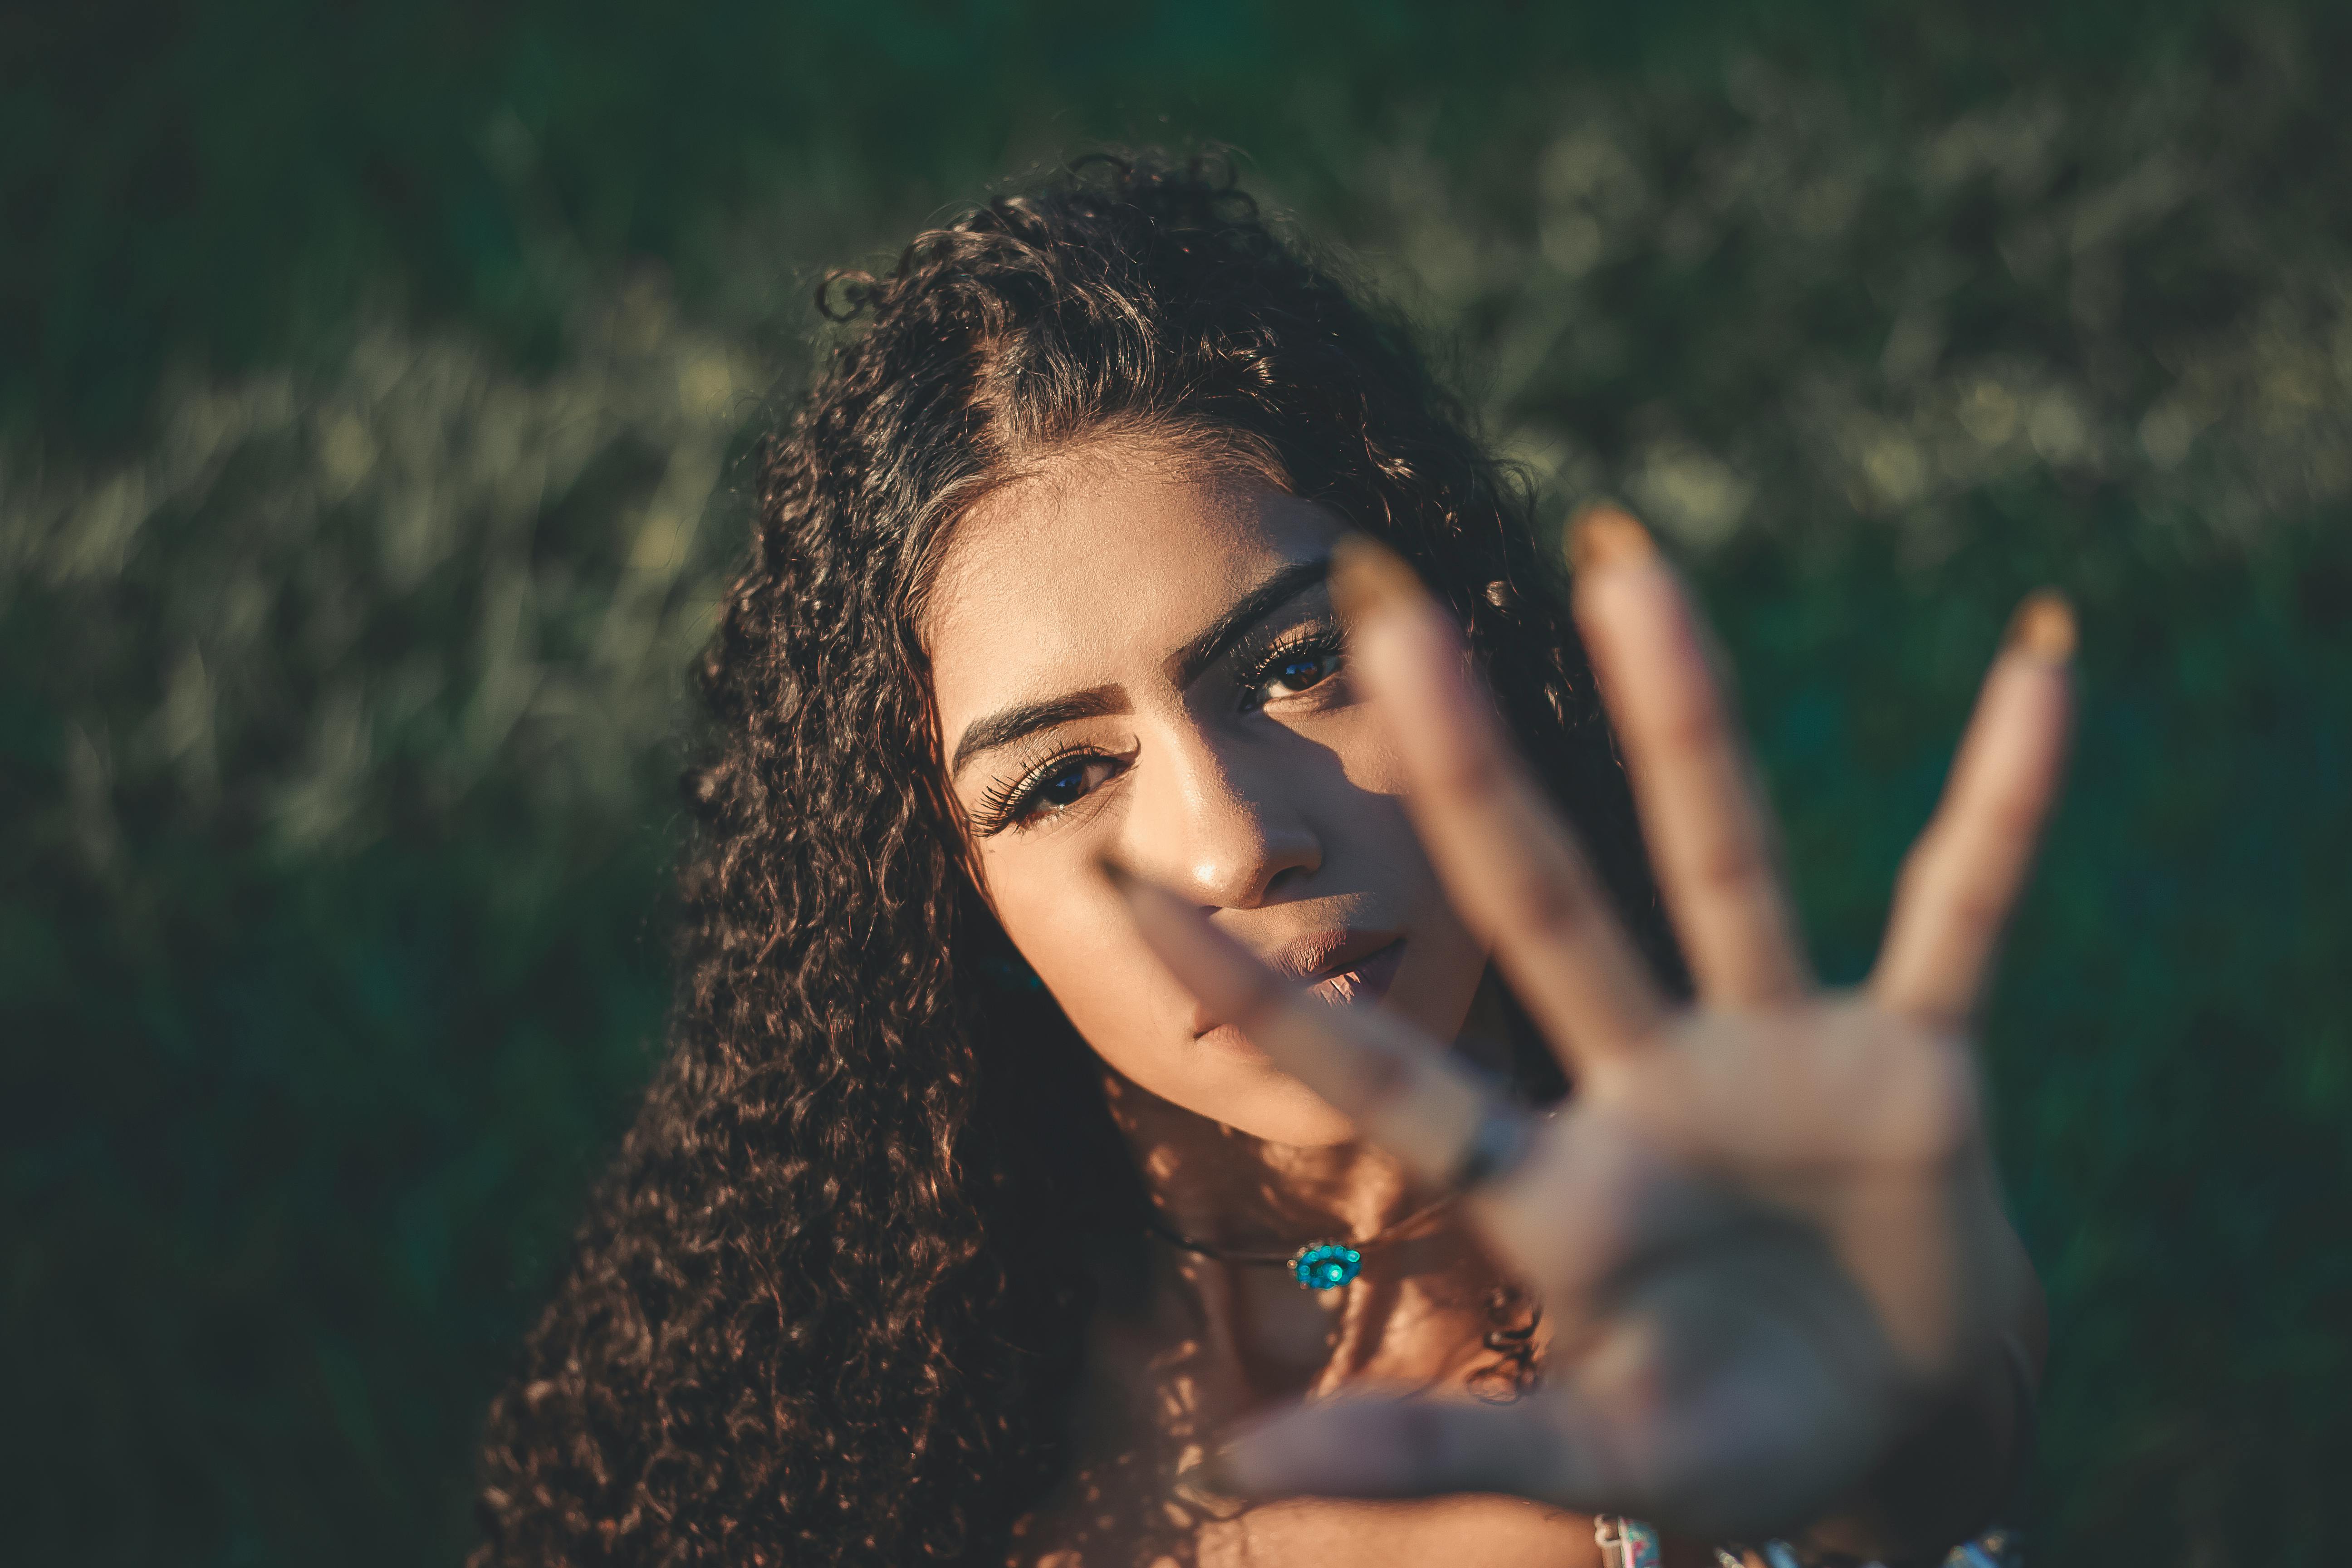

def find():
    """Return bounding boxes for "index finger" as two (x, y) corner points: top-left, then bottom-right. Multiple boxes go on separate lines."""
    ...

(1099, 857), (1501, 1186)
(1333, 538), (1669, 1070)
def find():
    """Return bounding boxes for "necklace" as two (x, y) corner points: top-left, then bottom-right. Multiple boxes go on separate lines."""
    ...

(1141, 1196), (1457, 1291)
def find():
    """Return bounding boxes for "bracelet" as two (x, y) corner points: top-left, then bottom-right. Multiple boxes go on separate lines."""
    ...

(1588, 1519), (2023, 1568)
(1595, 1331), (2040, 1568)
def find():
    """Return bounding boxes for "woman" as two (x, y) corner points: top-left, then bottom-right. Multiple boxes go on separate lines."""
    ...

(472, 155), (2064, 1568)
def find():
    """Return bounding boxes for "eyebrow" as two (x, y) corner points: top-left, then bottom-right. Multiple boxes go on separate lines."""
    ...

(1168, 555), (1332, 690)
(947, 555), (1332, 779)
(949, 683), (1126, 777)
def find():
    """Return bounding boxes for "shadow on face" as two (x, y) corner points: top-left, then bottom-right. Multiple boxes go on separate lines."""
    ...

(923, 434), (1490, 1145)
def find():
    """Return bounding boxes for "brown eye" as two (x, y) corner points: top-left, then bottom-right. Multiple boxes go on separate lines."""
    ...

(1034, 760), (1094, 808)
(1262, 650), (1340, 699)
(1012, 755), (1121, 823)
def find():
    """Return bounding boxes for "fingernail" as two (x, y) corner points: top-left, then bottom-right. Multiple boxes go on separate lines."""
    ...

(1329, 534), (1426, 622)
(1172, 1450), (1254, 1518)
(2004, 590), (2077, 665)
(1566, 505), (1655, 575)
(1176, 1446), (1246, 1499)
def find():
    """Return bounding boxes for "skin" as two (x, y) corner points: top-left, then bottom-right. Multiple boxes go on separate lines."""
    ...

(924, 434), (2067, 1566)
(931, 440), (1490, 1147)
(930, 439), (1584, 1563)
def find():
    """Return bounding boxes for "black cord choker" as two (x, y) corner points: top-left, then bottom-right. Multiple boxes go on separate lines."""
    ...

(1141, 1196), (1457, 1291)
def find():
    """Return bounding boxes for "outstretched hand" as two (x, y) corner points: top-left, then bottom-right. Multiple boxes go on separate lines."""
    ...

(1103, 511), (2073, 1544)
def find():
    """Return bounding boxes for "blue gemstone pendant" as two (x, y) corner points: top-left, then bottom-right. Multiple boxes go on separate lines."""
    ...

(1289, 1241), (1363, 1291)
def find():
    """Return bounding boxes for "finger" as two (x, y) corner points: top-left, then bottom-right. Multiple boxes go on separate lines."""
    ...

(1206, 1288), (1901, 1539)
(1872, 593), (2077, 1028)
(1333, 537), (1669, 1069)
(1201, 1388), (1608, 1511)
(1570, 509), (1812, 1007)
(1100, 857), (1499, 1183)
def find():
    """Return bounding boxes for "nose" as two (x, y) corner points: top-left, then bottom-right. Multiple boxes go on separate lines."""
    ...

(1129, 728), (1321, 911)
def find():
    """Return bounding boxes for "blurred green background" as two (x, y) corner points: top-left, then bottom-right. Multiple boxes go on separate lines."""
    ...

(4, 2), (2347, 1563)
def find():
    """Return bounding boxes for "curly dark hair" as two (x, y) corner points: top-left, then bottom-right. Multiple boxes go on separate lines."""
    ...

(470, 152), (1670, 1568)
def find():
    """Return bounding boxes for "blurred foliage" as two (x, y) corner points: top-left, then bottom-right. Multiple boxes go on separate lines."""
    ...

(4, 3), (2349, 1566)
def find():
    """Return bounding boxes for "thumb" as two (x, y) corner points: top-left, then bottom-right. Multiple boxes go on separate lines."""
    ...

(1203, 1389), (1612, 1509)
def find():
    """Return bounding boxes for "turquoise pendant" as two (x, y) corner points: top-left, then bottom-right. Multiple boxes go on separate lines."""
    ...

(1289, 1241), (1362, 1291)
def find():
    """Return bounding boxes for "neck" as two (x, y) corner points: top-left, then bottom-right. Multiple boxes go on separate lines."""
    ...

(1095, 1073), (1421, 1396)
(1078, 977), (1528, 1406)
(1102, 967), (1523, 1254)
(1106, 1076), (1425, 1256)
(1100, 1067), (1530, 1399)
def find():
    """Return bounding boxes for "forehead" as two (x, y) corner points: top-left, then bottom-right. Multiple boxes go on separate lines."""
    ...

(923, 444), (1344, 722)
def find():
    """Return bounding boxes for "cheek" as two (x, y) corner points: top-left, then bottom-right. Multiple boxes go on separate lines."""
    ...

(982, 853), (1185, 1068)
(1323, 702), (1412, 798)
(1314, 710), (1490, 1039)
(978, 845), (1354, 1142)
(1313, 706), (1436, 902)
(998, 877), (1137, 1009)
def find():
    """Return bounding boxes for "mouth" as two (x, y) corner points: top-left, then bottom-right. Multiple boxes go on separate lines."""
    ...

(1304, 936), (1407, 1010)
(1189, 931), (1407, 1037)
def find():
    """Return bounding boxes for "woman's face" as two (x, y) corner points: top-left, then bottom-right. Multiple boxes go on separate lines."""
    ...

(924, 438), (1489, 1146)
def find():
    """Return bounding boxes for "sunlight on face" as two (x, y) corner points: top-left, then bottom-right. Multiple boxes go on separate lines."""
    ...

(923, 436), (1489, 1144)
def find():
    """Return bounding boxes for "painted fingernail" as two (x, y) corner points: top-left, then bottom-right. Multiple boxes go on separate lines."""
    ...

(1173, 1450), (1254, 1517)
(1329, 534), (1426, 622)
(1566, 505), (1655, 575)
(1176, 1446), (1246, 1498)
(2004, 590), (2077, 665)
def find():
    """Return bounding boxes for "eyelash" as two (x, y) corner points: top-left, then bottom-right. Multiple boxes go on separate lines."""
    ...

(969, 744), (1109, 838)
(968, 624), (1351, 838)
(1236, 624), (1348, 710)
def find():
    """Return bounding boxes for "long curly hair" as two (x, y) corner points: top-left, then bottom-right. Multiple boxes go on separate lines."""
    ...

(470, 152), (1669, 1568)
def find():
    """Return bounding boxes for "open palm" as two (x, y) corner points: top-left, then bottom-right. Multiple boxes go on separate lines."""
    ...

(1108, 511), (2071, 1546)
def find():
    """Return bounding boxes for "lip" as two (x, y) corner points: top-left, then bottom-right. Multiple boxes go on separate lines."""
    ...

(1305, 936), (1406, 1010)
(1189, 930), (1407, 1036)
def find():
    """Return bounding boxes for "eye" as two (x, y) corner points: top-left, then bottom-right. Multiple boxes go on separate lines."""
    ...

(976, 750), (1127, 835)
(1262, 648), (1341, 698)
(1028, 755), (1112, 813)
(1243, 631), (1348, 709)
